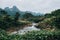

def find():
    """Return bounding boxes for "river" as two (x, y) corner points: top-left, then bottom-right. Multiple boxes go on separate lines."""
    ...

(11, 23), (40, 35)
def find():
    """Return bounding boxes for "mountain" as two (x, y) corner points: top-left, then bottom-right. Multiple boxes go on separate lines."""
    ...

(4, 6), (44, 16)
(4, 7), (13, 15)
(11, 6), (21, 14)
(4, 6), (24, 16)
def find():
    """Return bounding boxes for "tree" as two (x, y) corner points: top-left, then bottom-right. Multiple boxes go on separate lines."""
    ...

(14, 12), (20, 22)
(23, 12), (33, 19)
(44, 13), (52, 18)
(51, 9), (60, 17)
(52, 17), (60, 29)
(13, 12), (20, 28)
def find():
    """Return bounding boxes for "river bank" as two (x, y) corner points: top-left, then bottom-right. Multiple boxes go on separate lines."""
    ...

(7, 23), (40, 35)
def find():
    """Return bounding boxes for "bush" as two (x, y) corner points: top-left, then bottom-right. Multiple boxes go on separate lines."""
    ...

(0, 29), (8, 40)
(0, 29), (60, 40)
(21, 30), (60, 40)
(6, 30), (60, 40)
(51, 17), (60, 29)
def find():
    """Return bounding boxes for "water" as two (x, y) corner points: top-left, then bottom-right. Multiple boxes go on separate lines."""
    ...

(11, 23), (40, 35)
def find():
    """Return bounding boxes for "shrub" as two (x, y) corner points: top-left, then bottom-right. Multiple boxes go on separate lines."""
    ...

(7, 30), (60, 40)
(0, 29), (60, 40)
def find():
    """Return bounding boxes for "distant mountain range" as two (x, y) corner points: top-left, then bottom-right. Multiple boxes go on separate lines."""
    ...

(4, 6), (44, 16)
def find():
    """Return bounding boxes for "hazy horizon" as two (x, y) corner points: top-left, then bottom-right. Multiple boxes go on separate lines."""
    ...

(0, 0), (60, 14)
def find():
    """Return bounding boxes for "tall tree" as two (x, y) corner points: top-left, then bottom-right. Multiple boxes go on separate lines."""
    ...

(52, 17), (60, 29)
(23, 12), (33, 19)
(14, 12), (20, 22)
(51, 9), (60, 16)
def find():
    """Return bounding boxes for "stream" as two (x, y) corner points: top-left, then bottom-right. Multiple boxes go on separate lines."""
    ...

(11, 23), (40, 35)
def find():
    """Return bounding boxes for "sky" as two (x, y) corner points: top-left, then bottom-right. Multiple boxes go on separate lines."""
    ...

(0, 0), (60, 14)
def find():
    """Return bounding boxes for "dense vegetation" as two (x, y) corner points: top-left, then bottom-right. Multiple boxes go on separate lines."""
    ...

(0, 29), (60, 40)
(0, 9), (32, 30)
(0, 8), (60, 40)
(36, 9), (60, 29)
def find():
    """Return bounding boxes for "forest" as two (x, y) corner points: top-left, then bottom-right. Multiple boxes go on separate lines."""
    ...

(0, 8), (60, 40)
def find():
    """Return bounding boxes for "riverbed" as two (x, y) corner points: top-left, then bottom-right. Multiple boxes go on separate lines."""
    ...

(10, 23), (40, 35)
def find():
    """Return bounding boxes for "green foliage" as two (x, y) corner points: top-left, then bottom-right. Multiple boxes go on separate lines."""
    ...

(0, 9), (21, 30)
(23, 12), (34, 19)
(51, 9), (60, 16)
(23, 30), (60, 40)
(50, 9), (60, 29)
(0, 7), (60, 40)
(51, 17), (60, 29)
(14, 12), (20, 22)
(45, 13), (52, 18)
(0, 29), (8, 40)
(0, 29), (60, 40)
(28, 18), (41, 23)
(43, 9), (60, 29)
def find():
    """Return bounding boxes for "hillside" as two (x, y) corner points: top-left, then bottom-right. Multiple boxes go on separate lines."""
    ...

(0, 7), (60, 40)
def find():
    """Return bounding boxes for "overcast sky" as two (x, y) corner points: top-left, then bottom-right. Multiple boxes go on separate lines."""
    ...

(0, 0), (60, 14)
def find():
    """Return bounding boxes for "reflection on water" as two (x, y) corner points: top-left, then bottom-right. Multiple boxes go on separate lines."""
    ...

(11, 23), (40, 34)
